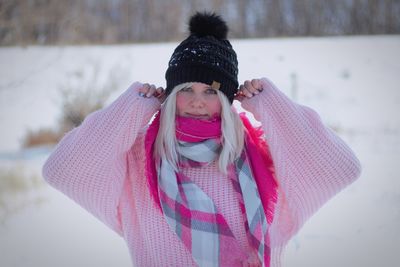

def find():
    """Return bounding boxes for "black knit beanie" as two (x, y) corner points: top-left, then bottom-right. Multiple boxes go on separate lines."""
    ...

(165, 12), (239, 103)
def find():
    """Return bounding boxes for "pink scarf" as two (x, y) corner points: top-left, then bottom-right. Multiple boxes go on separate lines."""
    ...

(144, 111), (278, 266)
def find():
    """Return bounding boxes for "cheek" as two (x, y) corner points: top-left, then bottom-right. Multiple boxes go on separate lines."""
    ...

(208, 99), (222, 115)
(176, 94), (187, 115)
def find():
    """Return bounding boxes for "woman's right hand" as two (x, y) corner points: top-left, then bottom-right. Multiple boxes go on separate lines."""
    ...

(235, 79), (263, 102)
(138, 83), (166, 103)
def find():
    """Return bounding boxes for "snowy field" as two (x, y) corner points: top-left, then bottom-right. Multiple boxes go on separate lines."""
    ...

(0, 35), (399, 266)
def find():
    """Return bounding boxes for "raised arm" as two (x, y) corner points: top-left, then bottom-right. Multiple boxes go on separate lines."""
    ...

(42, 82), (161, 234)
(240, 77), (361, 241)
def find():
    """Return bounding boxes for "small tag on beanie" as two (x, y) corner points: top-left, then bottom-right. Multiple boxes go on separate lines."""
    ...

(211, 81), (221, 90)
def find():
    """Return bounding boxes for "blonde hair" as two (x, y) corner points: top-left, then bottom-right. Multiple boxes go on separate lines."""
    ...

(154, 83), (244, 174)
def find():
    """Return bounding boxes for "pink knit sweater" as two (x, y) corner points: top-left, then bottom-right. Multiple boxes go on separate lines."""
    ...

(42, 78), (361, 267)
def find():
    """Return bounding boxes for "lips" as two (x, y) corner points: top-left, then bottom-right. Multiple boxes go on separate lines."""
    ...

(185, 113), (209, 119)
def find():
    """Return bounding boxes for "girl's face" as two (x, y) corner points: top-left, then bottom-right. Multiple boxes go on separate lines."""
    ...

(176, 82), (222, 120)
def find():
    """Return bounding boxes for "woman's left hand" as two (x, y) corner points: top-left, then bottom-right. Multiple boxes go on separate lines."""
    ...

(235, 79), (263, 102)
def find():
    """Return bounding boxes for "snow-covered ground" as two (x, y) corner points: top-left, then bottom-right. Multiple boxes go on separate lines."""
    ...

(0, 35), (399, 266)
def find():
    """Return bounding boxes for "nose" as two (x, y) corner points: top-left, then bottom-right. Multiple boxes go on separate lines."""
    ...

(189, 93), (205, 108)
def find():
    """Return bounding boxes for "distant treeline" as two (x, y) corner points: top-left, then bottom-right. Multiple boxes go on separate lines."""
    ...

(1, 0), (399, 45)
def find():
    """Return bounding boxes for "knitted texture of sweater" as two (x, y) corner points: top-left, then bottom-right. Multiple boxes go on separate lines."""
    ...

(42, 78), (361, 267)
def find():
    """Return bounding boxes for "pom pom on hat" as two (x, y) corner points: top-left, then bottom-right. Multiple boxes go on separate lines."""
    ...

(189, 12), (228, 39)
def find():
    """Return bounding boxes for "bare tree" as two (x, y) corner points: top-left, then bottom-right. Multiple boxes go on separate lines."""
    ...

(1, 0), (399, 45)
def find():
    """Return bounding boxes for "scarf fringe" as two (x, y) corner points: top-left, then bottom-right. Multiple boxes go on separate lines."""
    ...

(239, 113), (278, 225)
(144, 111), (163, 211)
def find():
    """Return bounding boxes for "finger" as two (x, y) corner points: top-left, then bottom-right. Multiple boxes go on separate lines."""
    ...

(251, 79), (262, 91)
(240, 84), (254, 98)
(146, 84), (156, 97)
(244, 80), (259, 95)
(238, 85), (247, 98)
(155, 87), (164, 97)
(138, 83), (150, 97)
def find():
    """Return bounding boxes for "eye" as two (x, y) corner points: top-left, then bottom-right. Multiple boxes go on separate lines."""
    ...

(205, 88), (217, 95)
(180, 87), (192, 92)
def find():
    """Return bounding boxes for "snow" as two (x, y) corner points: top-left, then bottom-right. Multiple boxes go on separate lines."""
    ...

(0, 35), (399, 266)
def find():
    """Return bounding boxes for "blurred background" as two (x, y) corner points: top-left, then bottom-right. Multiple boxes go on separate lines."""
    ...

(0, 0), (399, 266)
(1, 0), (400, 45)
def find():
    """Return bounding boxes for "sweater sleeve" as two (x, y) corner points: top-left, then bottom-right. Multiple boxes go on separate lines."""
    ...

(42, 82), (160, 235)
(240, 77), (361, 242)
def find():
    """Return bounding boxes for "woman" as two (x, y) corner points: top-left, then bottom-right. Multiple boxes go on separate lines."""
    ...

(43, 12), (361, 267)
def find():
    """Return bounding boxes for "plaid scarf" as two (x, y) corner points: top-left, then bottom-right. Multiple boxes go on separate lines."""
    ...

(145, 112), (277, 267)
